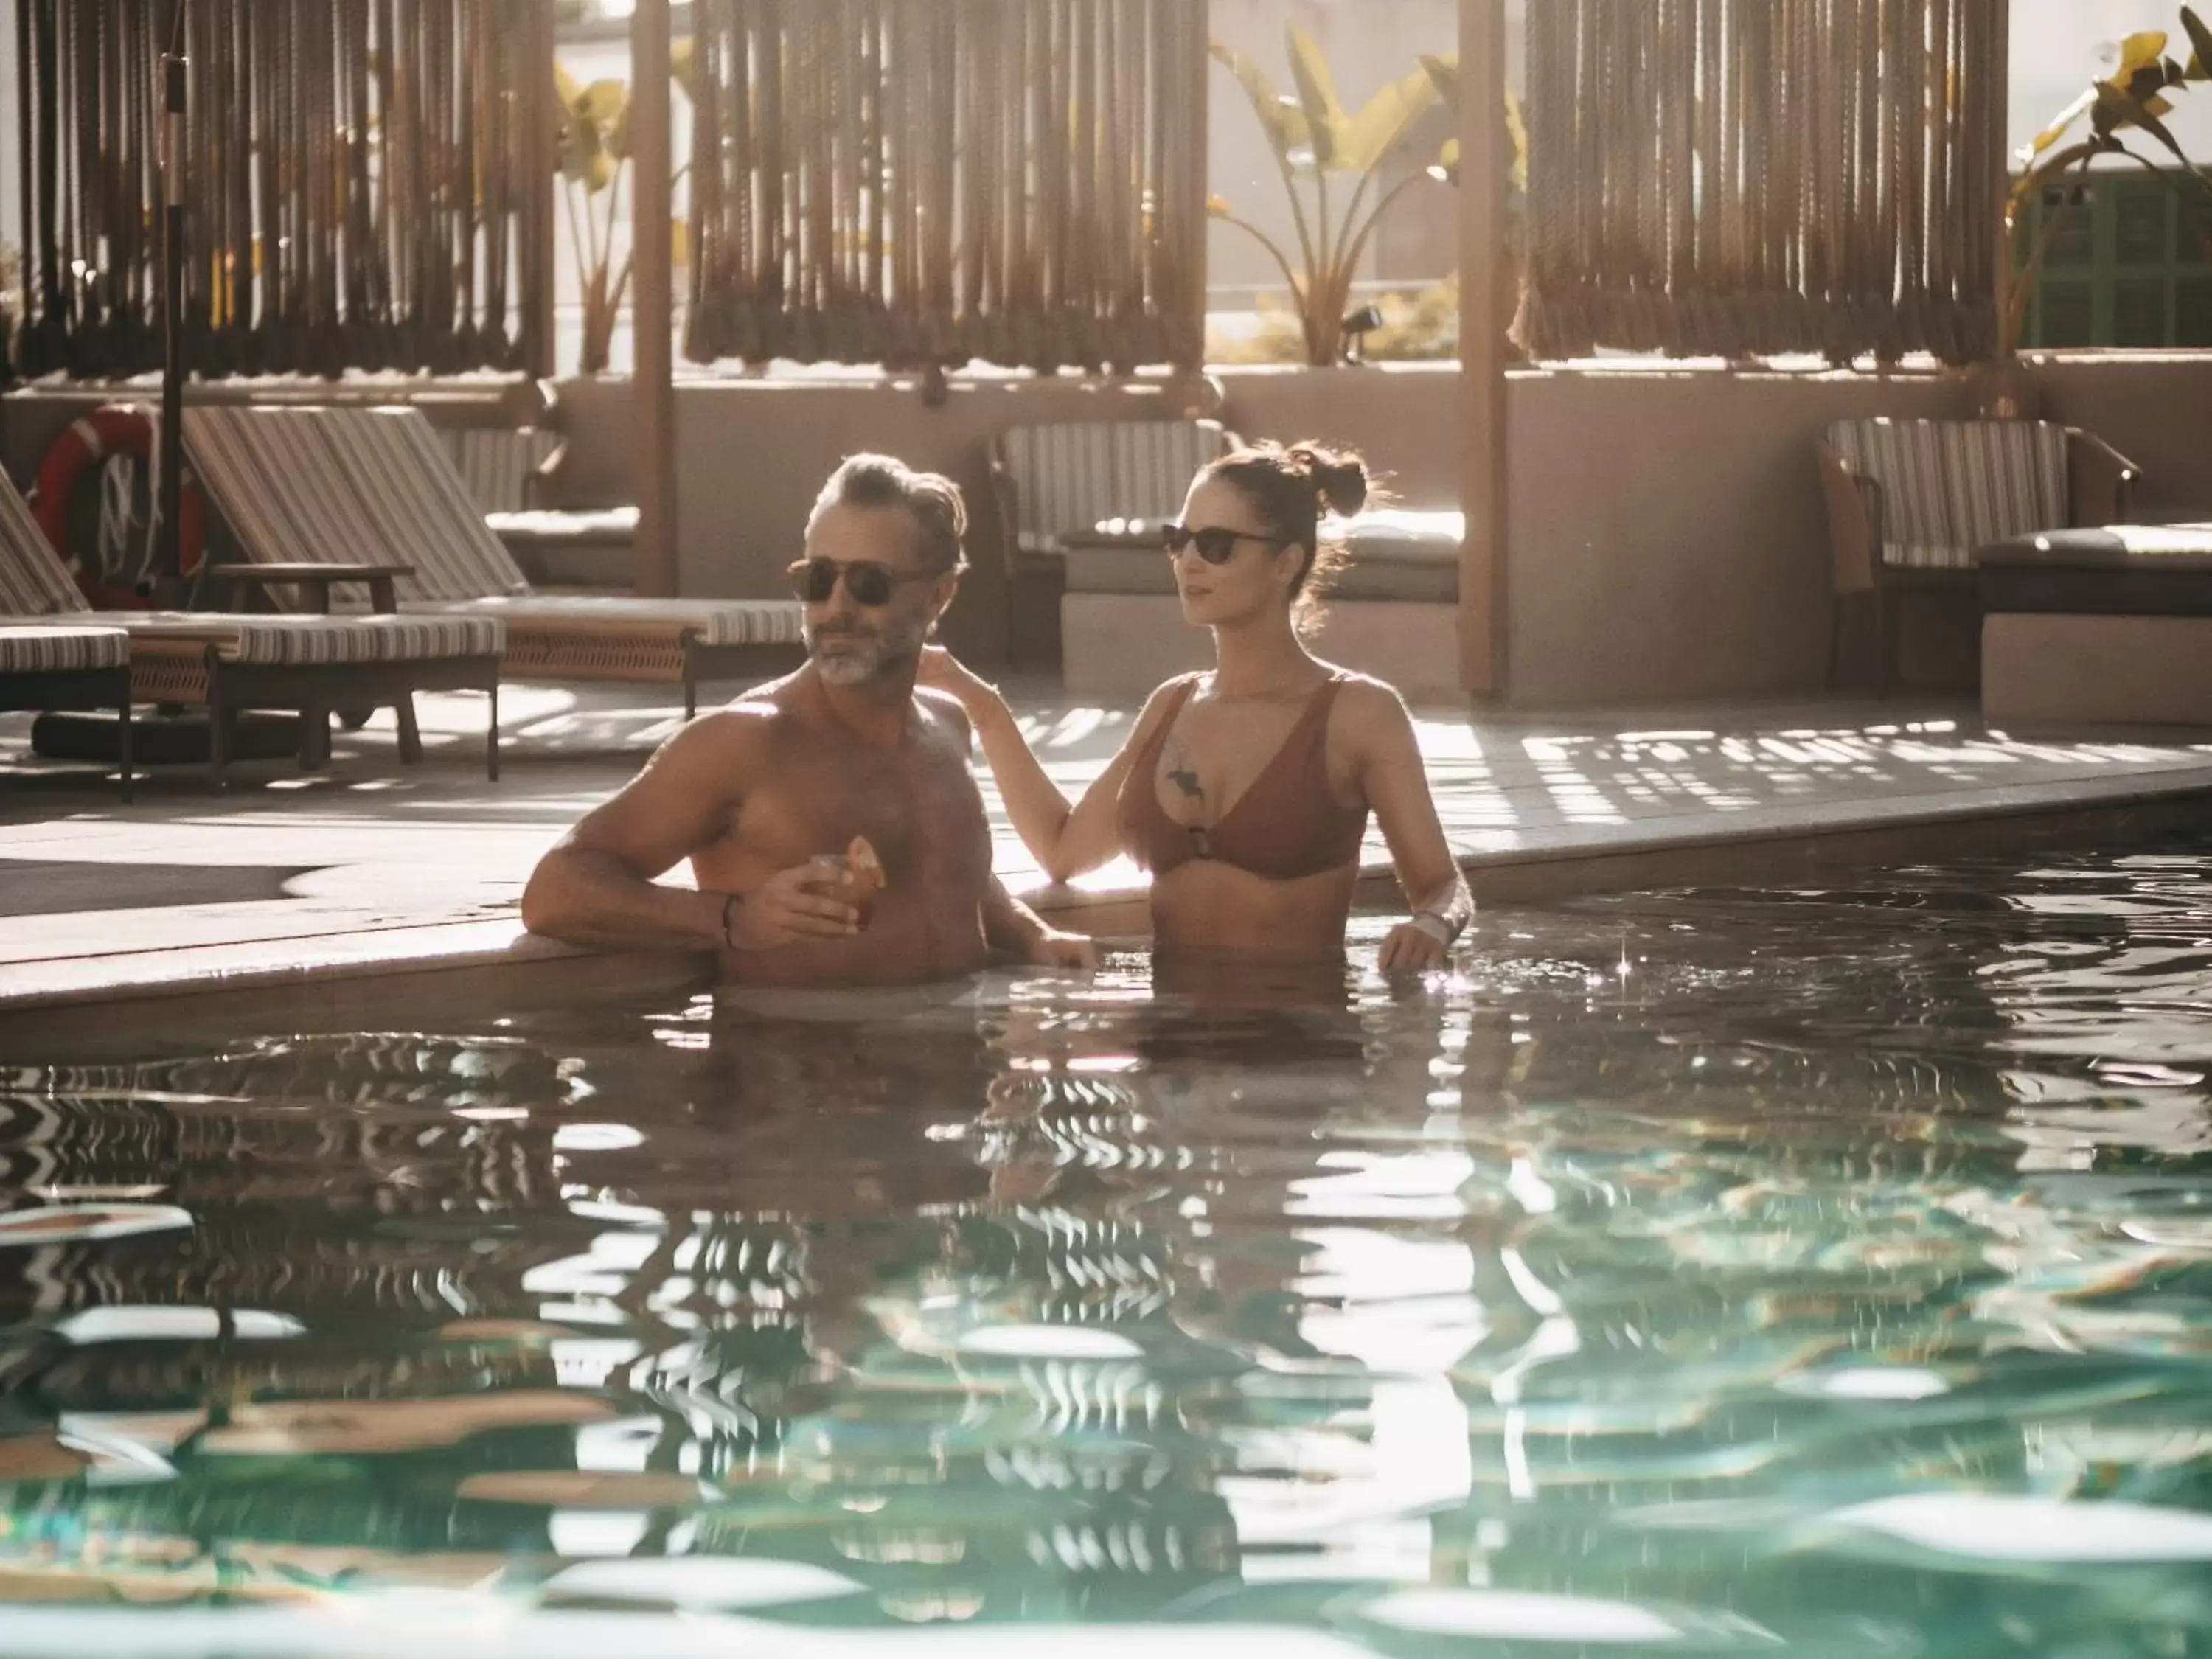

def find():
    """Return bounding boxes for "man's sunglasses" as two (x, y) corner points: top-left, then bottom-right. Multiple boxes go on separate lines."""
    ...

(1161, 523), (1279, 566)
(786, 557), (937, 607)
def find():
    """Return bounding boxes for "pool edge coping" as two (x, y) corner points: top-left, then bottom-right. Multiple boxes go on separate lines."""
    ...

(4, 765), (2211, 1042)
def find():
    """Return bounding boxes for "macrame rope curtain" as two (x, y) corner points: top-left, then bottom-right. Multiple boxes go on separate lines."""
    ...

(684, 0), (1209, 373)
(8, 0), (545, 383)
(1520, 0), (2005, 366)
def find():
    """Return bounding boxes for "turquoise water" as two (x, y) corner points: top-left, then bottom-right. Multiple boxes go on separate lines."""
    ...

(2, 845), (2211, 1656)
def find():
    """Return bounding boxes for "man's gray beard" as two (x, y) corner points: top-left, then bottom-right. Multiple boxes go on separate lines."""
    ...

(809, 615), (926, 686)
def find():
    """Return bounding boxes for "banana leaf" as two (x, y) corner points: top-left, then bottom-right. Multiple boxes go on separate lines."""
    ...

(1286, 23), (1349, 168)
(2183, 6), (2212, 77)
(1209, 42), (1310, 161)
(1340, 65), (1441, 175)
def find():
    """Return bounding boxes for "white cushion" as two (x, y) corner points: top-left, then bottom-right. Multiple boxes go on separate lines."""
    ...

(439, 428), (562, 515)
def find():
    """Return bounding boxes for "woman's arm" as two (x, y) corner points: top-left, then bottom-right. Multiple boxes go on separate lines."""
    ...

(922, 647), (1180, 883)
(1344, 683), (1473, 971)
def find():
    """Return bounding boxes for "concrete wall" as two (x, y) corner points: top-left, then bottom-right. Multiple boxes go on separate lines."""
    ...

(1222, 362), (1976, 706)
(1500, 368), (1975, 706)
(2031, 355), (2212, 524)
(552, 372), (1222, 666)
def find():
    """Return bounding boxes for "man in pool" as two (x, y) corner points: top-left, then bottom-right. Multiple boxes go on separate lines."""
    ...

(521, 454), (1096, 987)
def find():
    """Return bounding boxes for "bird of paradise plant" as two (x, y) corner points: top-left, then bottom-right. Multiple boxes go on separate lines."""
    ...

(2004, 7), (2212, 355)
(1415, 52), (1530, 354)
(1208, 27), (1448, 366)
(556, 43), (696, 374)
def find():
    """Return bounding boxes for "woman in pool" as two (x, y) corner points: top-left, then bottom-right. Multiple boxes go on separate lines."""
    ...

(921, 439), (1471, 973)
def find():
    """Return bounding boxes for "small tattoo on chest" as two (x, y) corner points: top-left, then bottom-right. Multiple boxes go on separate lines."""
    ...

(1164, 739), (1204, 803)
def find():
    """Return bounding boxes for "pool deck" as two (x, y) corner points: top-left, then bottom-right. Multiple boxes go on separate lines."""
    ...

(2, 679), (2210, 1041)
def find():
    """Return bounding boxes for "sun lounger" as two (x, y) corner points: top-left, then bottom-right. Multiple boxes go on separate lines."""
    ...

(435, 422), (641, 588)
(989, 417), (1234, 667)
(184, 405), (807, 717)
(1, 467), (501, 785)
(0, 623), (133, 799)
(1815, 417), (2139, 695)
(1977, 524), (2212, 727)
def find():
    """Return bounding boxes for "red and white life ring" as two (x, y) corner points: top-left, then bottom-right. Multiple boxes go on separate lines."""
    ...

(32, 404), (205, 611)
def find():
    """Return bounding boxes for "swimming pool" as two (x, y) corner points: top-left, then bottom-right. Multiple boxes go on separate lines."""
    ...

(1, 843), (2209, 1656)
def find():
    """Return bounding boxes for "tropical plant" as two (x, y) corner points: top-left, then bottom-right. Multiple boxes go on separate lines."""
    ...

(556, 44), (695, 374)
(1208, 27), (1448, 366)
(1416, 53), (1530, 354)
(2004, 7), (2212, 354)
(1414, 54), (1528, 209)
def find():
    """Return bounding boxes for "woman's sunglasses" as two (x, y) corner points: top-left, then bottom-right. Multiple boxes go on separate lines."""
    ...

(786, 557), (937, 607)
(1161, 523), (1279, 566)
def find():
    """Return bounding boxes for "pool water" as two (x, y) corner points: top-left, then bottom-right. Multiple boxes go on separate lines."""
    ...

(2, 845), (2211, 1656)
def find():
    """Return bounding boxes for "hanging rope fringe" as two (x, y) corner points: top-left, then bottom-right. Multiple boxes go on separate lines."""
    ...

(1520, 0), (2002, 366)
(7, 0), (543, 383)
(683, 0), (1209, 375)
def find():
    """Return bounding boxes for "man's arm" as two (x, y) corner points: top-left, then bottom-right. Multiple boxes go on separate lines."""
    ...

(981, 876), (1097, 970)
(981, 875), (1048, 955)
(521, 712), (760, 951)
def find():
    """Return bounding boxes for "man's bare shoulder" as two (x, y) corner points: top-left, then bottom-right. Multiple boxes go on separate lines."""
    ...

(644, 699), (780, 780)
(723, 667), (813, 717)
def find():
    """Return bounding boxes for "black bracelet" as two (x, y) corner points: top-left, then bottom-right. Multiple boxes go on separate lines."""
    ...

(1413, 908), (1464, 945)
(720, 892), (740, 950)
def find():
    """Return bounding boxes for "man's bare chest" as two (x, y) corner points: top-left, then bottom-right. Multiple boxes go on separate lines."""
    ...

(726, 728), (987, 884)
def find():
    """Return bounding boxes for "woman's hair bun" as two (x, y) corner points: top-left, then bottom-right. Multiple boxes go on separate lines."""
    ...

(1286, 441), (1370, 518)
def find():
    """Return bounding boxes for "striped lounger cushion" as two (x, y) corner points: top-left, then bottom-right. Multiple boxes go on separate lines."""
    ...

(0, 479), (95, 619)
(0, 625), (130, 674)
(86, 611), (505, 667)
(184, 404), (532, 605)
(1829, 419), (2067, 569)
(1001, 420), (1229, 553)
(439, 428), (563, 515)
(414, 594), (805, 648)
(186, 405), (805, 653)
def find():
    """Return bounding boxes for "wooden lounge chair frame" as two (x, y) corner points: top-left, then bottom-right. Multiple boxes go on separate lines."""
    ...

(1815, 419), (2139, 696)
(0, 650), (133, 801)
(183, 405), (805, 717)
(1, 473), (501, 787)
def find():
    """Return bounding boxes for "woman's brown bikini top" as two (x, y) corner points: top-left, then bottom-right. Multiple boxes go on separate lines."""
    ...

(1116, 673), (1368, 882)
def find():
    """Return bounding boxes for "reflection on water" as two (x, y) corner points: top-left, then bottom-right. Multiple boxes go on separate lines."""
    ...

(2, 845), (2211, 1654)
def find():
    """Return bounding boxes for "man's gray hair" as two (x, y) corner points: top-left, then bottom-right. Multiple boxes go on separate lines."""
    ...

(808, 453), (970, 576)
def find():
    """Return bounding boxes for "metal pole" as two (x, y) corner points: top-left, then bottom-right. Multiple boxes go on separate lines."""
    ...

(632, 0), (678, 598)
(525, 0), (557, 380)
(1457, 0), (1509, 699)
(1991, 0), (2011, 357)
(159, 7), (188, 601)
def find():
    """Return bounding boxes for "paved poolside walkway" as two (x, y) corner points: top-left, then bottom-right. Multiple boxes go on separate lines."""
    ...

(2, 679), (2210, 1022)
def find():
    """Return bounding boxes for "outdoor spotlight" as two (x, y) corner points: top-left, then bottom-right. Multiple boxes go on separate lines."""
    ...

(1342, 303), (1385, 364)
